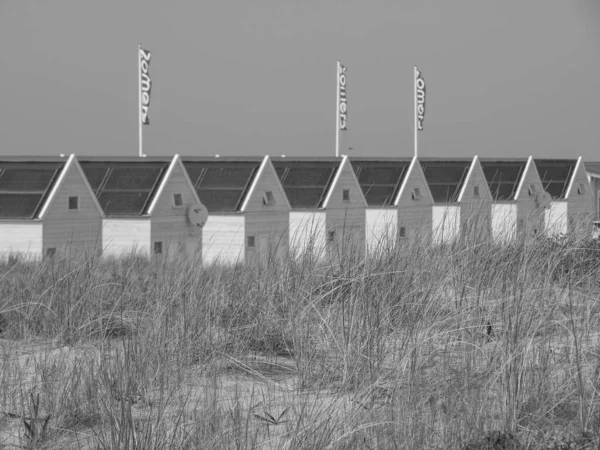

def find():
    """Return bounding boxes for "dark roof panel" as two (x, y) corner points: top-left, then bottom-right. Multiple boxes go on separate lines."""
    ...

(351, 159), (411, 206)
(479, 160), (527, 201)
(535, 159), (577, 200)
(420, 160), (471, 203)
(0, 194), (45, 219)
(183, 160), (261, 212)
(0, 161), (64, 219)
(80, 161), (169, 216)
(271, 159), (340, 209)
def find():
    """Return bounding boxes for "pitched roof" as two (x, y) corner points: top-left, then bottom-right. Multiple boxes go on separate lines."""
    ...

(271, 157), (341, 209)
(419, 158), (472, 203)
(535, 158), (577, 200)
(79, 159), (170, 216)
(350, 157), (412, 207)
(182, 157), (262, 212)
(0, 158), (65, 219)
(479, 158), (528, 201)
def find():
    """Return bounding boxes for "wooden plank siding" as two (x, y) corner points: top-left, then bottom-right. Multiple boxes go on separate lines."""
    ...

(432, 206), (460, 244)
(102, 218), (151, 257)
(150, 161), (202, 261)
(396, 158), (433, 245)
(242, 157), (290, 265)
(565, 158), (595, 236)
(458, 157), (493, 242)
(42, 159), (103, 257)
(202, 215), (245, 266)
(365, 208), (397, 255)
(515, 157), (545, 236)
(289, 211), (326, 260)
(324, 157), (366, 260)
(545, 202), (568, 236)
(491, 203), (518, 243)
(0, 223), (43, 259)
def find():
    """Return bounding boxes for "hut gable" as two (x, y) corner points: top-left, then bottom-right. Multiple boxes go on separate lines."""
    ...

(38, 154), (104, 220)
(322, 156), (367, 210)
(394, 156), (434, 208)
(240, 156), (291, 214)
(146, 155), (201, 218)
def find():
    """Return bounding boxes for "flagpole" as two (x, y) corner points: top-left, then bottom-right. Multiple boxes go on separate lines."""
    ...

(414, 66), (418, 158)
(138, 44), (143, 158)
(335, 60), (340, 158)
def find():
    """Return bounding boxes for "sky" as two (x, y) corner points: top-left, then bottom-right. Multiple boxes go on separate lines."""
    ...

(0, 1), (599, 160)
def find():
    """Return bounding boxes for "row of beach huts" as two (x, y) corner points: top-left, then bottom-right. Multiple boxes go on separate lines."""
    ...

(0, 153), (599, 265)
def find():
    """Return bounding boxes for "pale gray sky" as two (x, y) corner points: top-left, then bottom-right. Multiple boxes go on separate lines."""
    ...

(0, 1), (598, 159)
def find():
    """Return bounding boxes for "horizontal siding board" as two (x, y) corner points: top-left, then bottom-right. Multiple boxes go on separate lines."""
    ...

(202, 215), (245, 265)
(366, 208), (397, 254)
(102, 218), (151, 257)
(289, 211), (326, 259)
(42, 158), (103, 256)
(491, 203), (517, 243)
(0, 222), (43, 259)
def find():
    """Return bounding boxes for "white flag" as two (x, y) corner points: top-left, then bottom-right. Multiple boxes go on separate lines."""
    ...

(139, 47), (152, 125)
(338, 63), (347, 131)
(415, 67), (426, 131)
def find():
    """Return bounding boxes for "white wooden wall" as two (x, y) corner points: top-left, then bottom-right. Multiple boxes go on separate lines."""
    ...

(365, 208), (397, 255)
(432, 205), (460, 245)
(102, 219), (151, 257)
(545, 202), (568, 237)
(0, 222), (43, 260)
(289, 211), (326, 259)
(202, 215), (245, 265)
(491, 203), (517, 243)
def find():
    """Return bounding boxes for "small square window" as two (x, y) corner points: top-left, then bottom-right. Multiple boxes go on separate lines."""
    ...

(412, 188), (421, 201)
(327, 230), (335, 243)
(578, 183), (586, 195)
(46, 248), (56, 258)
(473, 185), (479, 197)
(263, 191), (275, 205)
(342, 189), (350, 202)
(528, 185), (537, 196)
(68, 196), (79, 211)
(153, 241), (163, 254)
(399, 226), (406, 238)
(247, 236), (255, 248)
(172, 193), (183, 207)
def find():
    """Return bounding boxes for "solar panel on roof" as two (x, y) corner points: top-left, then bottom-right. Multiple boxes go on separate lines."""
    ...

(198, 167), (256, 188)
(104, 168), (163, 191)
(421, 162), (469, 203)
(281, 167), (336, 186)
(0, 194), (44, 219)
(361, 186), (398, 206)
(283, 187), (326, 208)
(98, 191), (150, 215)
(0, 168), (59, 192)
(81, 167), (109, 192)
(480, 162), (526, 201)
(196, 189), (246, 212)
(536, 160), (576, 199)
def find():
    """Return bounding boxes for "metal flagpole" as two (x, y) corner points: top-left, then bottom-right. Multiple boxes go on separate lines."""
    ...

(138, 44), (143, 158)
(336, 61), (340, 158)
(414, 66), (418, 158)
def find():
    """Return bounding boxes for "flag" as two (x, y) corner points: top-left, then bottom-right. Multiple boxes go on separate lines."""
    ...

(338, 63), (347, 131)
(415, 67), (426, 131)
(139, 47), (152, 125)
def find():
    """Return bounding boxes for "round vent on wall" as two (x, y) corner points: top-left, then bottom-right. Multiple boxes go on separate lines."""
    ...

(187, 203), (208, 232)
(535, 191), (552, 210)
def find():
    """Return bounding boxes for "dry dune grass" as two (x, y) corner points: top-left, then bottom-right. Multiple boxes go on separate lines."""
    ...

(1, 221), (600, 448)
